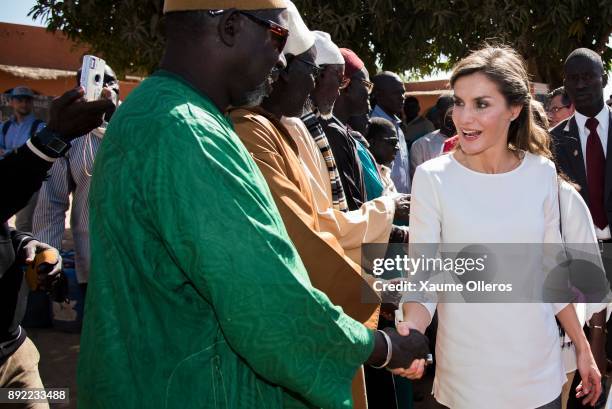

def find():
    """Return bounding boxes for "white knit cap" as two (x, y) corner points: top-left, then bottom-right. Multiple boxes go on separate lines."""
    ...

(283, 0), (314, 57)
(312, 31), (343, 66)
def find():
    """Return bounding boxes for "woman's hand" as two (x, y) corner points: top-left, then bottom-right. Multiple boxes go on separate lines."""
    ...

(390, 356), (426, 380)
(575, 345), (602, 406)
(391, 322), (427, 380)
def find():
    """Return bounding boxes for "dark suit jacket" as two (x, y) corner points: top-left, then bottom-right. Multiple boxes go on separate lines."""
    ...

(550, 107), (612, 232)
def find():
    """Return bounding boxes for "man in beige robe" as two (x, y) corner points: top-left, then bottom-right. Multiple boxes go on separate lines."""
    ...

(232, 10), (383, 408)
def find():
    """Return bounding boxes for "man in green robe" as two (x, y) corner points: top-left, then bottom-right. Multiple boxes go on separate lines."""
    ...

(78, 2), (429, 408)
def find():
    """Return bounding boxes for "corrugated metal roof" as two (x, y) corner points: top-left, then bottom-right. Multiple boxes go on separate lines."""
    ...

(0, 64), (75, 80)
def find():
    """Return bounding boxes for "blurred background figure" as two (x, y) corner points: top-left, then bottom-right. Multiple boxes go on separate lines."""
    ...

(403, 95), (435, 150)
(547, 86), (575, 128)
(371, 72), (411, 193)
(33, 66), (120, 301)
(409, 93), (455, 178)
(1, 86), (46, 232)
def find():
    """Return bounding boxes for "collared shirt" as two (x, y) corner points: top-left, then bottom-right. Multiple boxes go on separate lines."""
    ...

(355, 139), (384, 201)
(371, 105), (411, 193)
(571, 104), (611, 240)
(33, 129), (104, 283)
(0, 114), (46, 156)
(574, 105), (610, 165)
(378, 165), (397, 196)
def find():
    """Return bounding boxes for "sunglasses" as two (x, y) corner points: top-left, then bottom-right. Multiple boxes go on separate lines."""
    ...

(208, 10), (289, 53)
(361, 79), (374, 93)
(380, 138), (399, 147)
(292, 56), (323, 79)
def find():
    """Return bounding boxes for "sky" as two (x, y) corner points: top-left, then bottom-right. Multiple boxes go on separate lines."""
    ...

(1, 1), (45, 27)
(1, 1), (611, 99)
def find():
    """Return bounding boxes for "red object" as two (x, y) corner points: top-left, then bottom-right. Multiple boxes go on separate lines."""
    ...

(442, 135), (459, 153)
(340, 48), (365, 79)
(586, 118), (608, 229)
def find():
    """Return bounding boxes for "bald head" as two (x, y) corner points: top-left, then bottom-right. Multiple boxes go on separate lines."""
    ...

(372, 72), (403, 89)
(372, 71), (405, 117)
(565, 48), (604, 72)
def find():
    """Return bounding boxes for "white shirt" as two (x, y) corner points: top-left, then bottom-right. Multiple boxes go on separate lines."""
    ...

(572, 105), (611, 239)
(557, 180), (610, 373)
(405, 152), (567, 409)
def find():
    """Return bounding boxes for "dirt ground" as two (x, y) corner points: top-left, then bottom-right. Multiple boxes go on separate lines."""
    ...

(28, 328), (79, 409)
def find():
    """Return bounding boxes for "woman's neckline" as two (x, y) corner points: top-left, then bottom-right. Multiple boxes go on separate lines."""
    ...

(449, 150), (528, 176)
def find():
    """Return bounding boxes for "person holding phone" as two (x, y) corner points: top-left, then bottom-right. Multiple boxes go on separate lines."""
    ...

(33, 65), (119, 300)
(0, 86), (113, 405)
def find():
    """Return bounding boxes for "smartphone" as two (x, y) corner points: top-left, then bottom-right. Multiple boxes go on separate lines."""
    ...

(80, 55), (106, 101)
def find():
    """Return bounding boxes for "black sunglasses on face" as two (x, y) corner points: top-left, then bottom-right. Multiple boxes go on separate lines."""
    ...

(208, 9), (289, 53)
(291, 56), (322, 79)
(380, 138), (399, 147)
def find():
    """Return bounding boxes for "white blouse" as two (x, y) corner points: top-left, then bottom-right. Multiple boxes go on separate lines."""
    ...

(406, 151), (567, 409)
(558, 180), (610, 373)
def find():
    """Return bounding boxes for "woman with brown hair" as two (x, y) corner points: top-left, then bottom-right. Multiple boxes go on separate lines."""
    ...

(397, 46), (602, 408)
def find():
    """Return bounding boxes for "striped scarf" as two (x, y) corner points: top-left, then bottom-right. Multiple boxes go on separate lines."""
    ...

(301, 109), (349, 212)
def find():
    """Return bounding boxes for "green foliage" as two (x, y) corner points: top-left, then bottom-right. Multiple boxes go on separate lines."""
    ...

(31, 0), (611, 86)
(295, 0), (612, 86)
(30, 0), (166, 76)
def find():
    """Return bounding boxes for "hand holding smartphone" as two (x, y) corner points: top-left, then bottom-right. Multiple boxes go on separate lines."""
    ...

(80, 55), (106, 102)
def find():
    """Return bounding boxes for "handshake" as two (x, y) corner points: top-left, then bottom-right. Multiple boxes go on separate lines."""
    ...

(365, 326), (431, 380)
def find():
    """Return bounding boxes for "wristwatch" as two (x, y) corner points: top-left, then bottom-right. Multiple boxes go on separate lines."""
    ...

(30, 127), (71, 158)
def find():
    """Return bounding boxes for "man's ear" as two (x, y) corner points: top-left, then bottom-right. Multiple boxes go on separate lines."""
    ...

(603, 72), (608, 89)
(218, 10), (242, 47)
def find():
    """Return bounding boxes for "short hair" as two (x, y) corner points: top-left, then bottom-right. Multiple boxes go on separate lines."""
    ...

(547, 86), (570, 106)
(367, 117), (397, 141)
(565, 48), (604, 72)
(435, 93), (454, 110)
(404, 96), (419, 106)
(372, 71), (402, 90)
